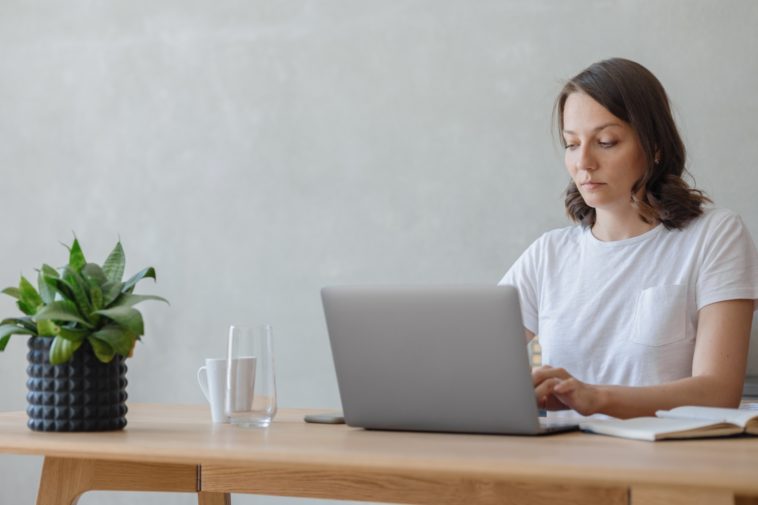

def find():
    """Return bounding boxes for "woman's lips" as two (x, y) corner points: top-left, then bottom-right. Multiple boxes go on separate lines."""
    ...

(581, 182), (605, 190)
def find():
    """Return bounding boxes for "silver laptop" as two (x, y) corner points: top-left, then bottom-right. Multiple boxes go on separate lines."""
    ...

(321, 285), (578, 435)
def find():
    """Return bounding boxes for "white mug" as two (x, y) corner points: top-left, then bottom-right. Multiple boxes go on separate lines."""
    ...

(197, 357), (256, 423)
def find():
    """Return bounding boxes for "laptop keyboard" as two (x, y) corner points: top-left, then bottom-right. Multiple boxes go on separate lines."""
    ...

(538, 417), (579, 433)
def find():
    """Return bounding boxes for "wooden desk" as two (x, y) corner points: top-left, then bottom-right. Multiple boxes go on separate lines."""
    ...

(1, 404), (758, 505)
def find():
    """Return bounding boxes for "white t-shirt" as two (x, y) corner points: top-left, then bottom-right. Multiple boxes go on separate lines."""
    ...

(499, 208), (758, 387)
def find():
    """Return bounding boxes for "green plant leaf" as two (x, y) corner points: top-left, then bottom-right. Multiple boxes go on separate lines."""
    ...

(19, 276), (43, 311)
(2, 287), (21, 299)
(49, 336), (82, 365)
(87, 336), (115, 363)
(32, 300), (93, 328)
(91, 325), (134, 356)
(81, 267), (105, 318)
(81, 263), (108, 288)
(41, 264), (60, 278)
(121, 267), (156, 294)
(0, 324), (30, 337)
(0, 324), (35, 351)
(56, 325), (89, 343)
(95, 306), (144, 336)
(42, 274), (68, 300)
(36, 319), (60, 337)
(62, 267), (93, 323)
(37, 271), (55, 305)
(17, 300), (36, 316)
(45, 276), (82, 303)
(1, 317), (37, 332)
(90, 285), (103, 311)
(103, 242), (126, 284)
(102, 282), (123, 307)
(112, 293), (169, 307)
(68, 238), (86, 272)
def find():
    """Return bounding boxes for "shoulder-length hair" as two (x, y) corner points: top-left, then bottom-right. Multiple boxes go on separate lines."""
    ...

(554, 58), (709, 229)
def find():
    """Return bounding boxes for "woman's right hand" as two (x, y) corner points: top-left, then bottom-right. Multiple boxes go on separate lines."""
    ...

(532, 365), (572, 411)
(532, 365), (604, 416)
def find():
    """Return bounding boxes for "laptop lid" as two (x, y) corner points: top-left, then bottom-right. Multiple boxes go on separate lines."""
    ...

(321, 284), (547, 435)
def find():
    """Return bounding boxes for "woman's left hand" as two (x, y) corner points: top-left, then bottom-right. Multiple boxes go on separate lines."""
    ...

(532, 365), (604, 416)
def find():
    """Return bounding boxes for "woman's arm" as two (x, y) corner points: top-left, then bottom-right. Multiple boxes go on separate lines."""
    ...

(533, 299), (754, 418)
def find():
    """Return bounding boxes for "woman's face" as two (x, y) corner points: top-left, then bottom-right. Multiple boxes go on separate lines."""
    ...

(562, 92), (648, 215)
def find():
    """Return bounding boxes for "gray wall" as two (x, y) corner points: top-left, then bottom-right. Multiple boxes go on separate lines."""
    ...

(1, 1), (757, 504)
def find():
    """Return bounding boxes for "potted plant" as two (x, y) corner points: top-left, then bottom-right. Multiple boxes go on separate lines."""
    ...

(0, 238), (166, 432)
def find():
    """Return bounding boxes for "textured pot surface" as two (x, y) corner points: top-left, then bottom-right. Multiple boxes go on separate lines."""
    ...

(26, 336), (128, 432)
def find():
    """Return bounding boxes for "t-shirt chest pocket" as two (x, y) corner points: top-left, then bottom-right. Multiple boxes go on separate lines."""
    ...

(630, 285), (687, 347)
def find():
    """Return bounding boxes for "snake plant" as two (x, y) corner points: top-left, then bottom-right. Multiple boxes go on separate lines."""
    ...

(0, 239), (167, 364)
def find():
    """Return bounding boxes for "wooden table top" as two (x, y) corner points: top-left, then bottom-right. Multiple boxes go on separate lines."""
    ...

(2, 403), (758, 494)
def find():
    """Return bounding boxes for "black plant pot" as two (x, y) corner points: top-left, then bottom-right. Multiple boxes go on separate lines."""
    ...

(26, 336), (128, 432)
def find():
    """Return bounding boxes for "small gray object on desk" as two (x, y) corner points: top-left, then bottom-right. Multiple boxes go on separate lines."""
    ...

(304, 413), (346, 424)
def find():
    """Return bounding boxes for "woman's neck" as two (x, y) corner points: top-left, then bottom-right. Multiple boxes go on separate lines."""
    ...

(592, 209), (657, 242)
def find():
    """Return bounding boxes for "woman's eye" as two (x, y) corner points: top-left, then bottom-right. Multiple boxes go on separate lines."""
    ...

(599, 140), (616, 148)
(564, 142), (578, 150)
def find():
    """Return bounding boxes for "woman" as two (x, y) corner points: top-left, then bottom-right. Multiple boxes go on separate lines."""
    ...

(500, 58), (758, 419)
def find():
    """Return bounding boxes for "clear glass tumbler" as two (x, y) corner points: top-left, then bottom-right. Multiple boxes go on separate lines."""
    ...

(225, 324), (277, 428)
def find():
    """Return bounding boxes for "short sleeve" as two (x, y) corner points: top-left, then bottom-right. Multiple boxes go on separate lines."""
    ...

(499, 239), (542, 334)
(696, 212), (758, 310)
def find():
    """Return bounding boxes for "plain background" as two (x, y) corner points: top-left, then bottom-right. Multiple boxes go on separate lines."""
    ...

(2, 1), (757, 504)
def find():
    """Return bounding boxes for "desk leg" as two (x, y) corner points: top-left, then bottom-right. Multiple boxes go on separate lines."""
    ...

(198, 492), (232, 505)
(630, 485), (734, 505)
(36, 457), (200, 505)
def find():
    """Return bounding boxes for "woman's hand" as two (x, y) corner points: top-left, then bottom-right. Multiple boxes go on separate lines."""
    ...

(532, 365), (604, 416)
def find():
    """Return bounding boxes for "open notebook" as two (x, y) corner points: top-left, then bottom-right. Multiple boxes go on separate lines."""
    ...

(580, 406), (758, 441)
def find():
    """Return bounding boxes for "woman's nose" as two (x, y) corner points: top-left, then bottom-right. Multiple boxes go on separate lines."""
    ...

(576, 146), (597, 172)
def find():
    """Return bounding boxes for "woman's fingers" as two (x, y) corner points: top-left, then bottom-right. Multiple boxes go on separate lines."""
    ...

(532, 371), (601, 416)
(532, 367), (594, 412)
(553, 377), (576, 394)
(535, 377), (568, 409)
(550, 379), (601, 416)
(534, 377), (559, 397)
(532, 365), (568, 385)
(531, 366), (548, 385)
(544, 394), (569, 411)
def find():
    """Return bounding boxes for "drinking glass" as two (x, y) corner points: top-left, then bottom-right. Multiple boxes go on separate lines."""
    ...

(225, 324), (277, 428)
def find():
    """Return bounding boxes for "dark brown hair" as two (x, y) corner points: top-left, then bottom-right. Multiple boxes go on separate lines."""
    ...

(555, 58), (710, 229)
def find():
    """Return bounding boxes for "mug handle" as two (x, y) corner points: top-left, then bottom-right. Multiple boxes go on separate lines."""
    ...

(197, 366), (210, 401)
